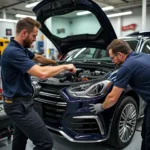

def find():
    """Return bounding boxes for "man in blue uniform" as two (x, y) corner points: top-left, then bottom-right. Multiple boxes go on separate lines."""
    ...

(89, 39), (150, 150)
(1, 17), (76, 150)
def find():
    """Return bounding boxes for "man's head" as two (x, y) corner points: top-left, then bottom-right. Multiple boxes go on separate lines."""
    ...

(107, 39), (132, 65)
(16, 17), (41, 48)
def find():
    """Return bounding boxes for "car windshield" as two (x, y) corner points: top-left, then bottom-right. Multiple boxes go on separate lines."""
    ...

(65, 48), (111, 62)
(65, 40), (139, 62)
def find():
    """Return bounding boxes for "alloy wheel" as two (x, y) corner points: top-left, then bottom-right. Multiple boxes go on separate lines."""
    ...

(118, 103), (137, 143)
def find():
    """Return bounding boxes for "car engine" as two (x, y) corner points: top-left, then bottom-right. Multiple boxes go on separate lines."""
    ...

(52, 67), (111, 83)
(31, 67), (112, 97)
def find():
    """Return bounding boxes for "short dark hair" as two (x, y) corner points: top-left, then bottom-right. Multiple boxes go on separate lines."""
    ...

(107, 39), (132, 55)
(16, 17), (41, 34)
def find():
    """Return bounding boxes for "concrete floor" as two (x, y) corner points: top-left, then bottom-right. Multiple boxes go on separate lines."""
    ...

(0, 120), (143, 150)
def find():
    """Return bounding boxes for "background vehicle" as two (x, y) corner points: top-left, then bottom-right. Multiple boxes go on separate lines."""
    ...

(127, 31), (150, 37)
(32, 0), (147, 149)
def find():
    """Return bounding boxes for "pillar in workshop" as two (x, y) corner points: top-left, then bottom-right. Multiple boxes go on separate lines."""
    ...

(118, 17), (121, 37)
(142, 0), (147, 30)
(2, 9), (6, 19)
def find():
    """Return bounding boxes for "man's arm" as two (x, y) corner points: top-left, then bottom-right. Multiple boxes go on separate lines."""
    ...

(102, 86), (124, 109)
(89, 66), (132, 114)
(27, 64), (76, 79)
(89, 86), (124, 114)
(33, 54), (57, 65)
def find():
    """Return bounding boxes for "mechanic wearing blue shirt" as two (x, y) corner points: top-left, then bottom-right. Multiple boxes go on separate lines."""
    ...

(1, 17), (76, 150)
(89, 39), (150, 150)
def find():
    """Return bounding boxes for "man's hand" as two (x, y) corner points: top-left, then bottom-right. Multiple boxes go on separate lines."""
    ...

(65, 64), (76, 73)
(89, 103), (104, 114)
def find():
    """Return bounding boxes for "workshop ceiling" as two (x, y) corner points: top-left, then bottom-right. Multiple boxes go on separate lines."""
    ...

(0, 0), (35, 16)
(0, 0), (150, 19)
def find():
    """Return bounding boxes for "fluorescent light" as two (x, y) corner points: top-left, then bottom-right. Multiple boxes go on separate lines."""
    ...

(0, 19), (18, 23)
(76, 6), (114, 16)
(25, 1), (40, 8)
(76, 6), (113, 16)
(16, 14), (36, 19)
(77, 11), (91, 16)
(102, 6), (114, 11)
(107, 11), (132, 18)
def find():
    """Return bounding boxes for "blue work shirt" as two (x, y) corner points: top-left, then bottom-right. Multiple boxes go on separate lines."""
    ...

(114, 52), (150, 103)
(1, 38), (35, 98)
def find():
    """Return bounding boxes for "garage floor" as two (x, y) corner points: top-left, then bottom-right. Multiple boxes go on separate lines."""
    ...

(0, 120), (143, 150)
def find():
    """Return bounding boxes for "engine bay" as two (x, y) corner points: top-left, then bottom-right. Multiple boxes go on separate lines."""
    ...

(53, 67), (111, 83)
(31, 67), (113, 98)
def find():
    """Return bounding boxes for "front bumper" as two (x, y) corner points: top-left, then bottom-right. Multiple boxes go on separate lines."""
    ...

(34, 97), (108, 142)
(33, 88), (110, 143)
(46, 120), (108, 143)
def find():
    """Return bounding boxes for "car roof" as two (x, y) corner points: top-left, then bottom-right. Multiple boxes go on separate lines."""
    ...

(119, 36), (150, 41)
(128, 31), (150, 37)
(119, 36), (139, 40)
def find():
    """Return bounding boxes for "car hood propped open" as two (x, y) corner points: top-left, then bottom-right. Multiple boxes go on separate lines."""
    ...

(33, 0), (117, 55)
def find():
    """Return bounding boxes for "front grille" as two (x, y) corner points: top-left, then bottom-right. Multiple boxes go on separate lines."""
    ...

(37, 88), (67, 123)
(68, 118), (100, 134)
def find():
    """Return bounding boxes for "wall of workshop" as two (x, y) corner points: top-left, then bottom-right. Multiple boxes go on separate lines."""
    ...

(70, 15), (100, 35)
(52, 17), (71, 38)
(52, 15), (100, 36)
(109, 7), (150, 37)
(0, 22), (16, 39)
(0, 13), (16, 39)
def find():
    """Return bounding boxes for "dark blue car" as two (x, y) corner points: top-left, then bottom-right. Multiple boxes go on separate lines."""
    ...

(32, 0), (147, 148)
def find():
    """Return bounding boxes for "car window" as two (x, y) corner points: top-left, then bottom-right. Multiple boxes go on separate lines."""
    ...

(45, 11), (101, 38)
(141, 40), (150, 54)
(125, 40), (138, 51)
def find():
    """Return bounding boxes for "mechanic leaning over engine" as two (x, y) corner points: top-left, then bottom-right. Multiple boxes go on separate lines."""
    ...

(89, 39), (150, 150)
(1, 17), (76, 150)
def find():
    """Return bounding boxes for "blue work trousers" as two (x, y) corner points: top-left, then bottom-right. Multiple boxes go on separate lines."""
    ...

(4, 97), (53, 150)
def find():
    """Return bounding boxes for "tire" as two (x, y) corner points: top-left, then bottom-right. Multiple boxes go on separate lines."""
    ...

(108, 96), (138, 149)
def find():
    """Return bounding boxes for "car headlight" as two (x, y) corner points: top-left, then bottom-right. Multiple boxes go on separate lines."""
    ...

(32, 81), (41, 98)
(67, 80), (112, 98)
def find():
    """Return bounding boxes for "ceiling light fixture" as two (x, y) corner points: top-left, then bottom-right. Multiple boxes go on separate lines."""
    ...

(16, 14), (36, 19)
(25, 1), (40, 8)
(76, 6), (114, 16)
(107, 11), (132, 18)
(0, 19), (18, 23)
(77, 11), (91, 16)
(102, 6), (114, 11)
